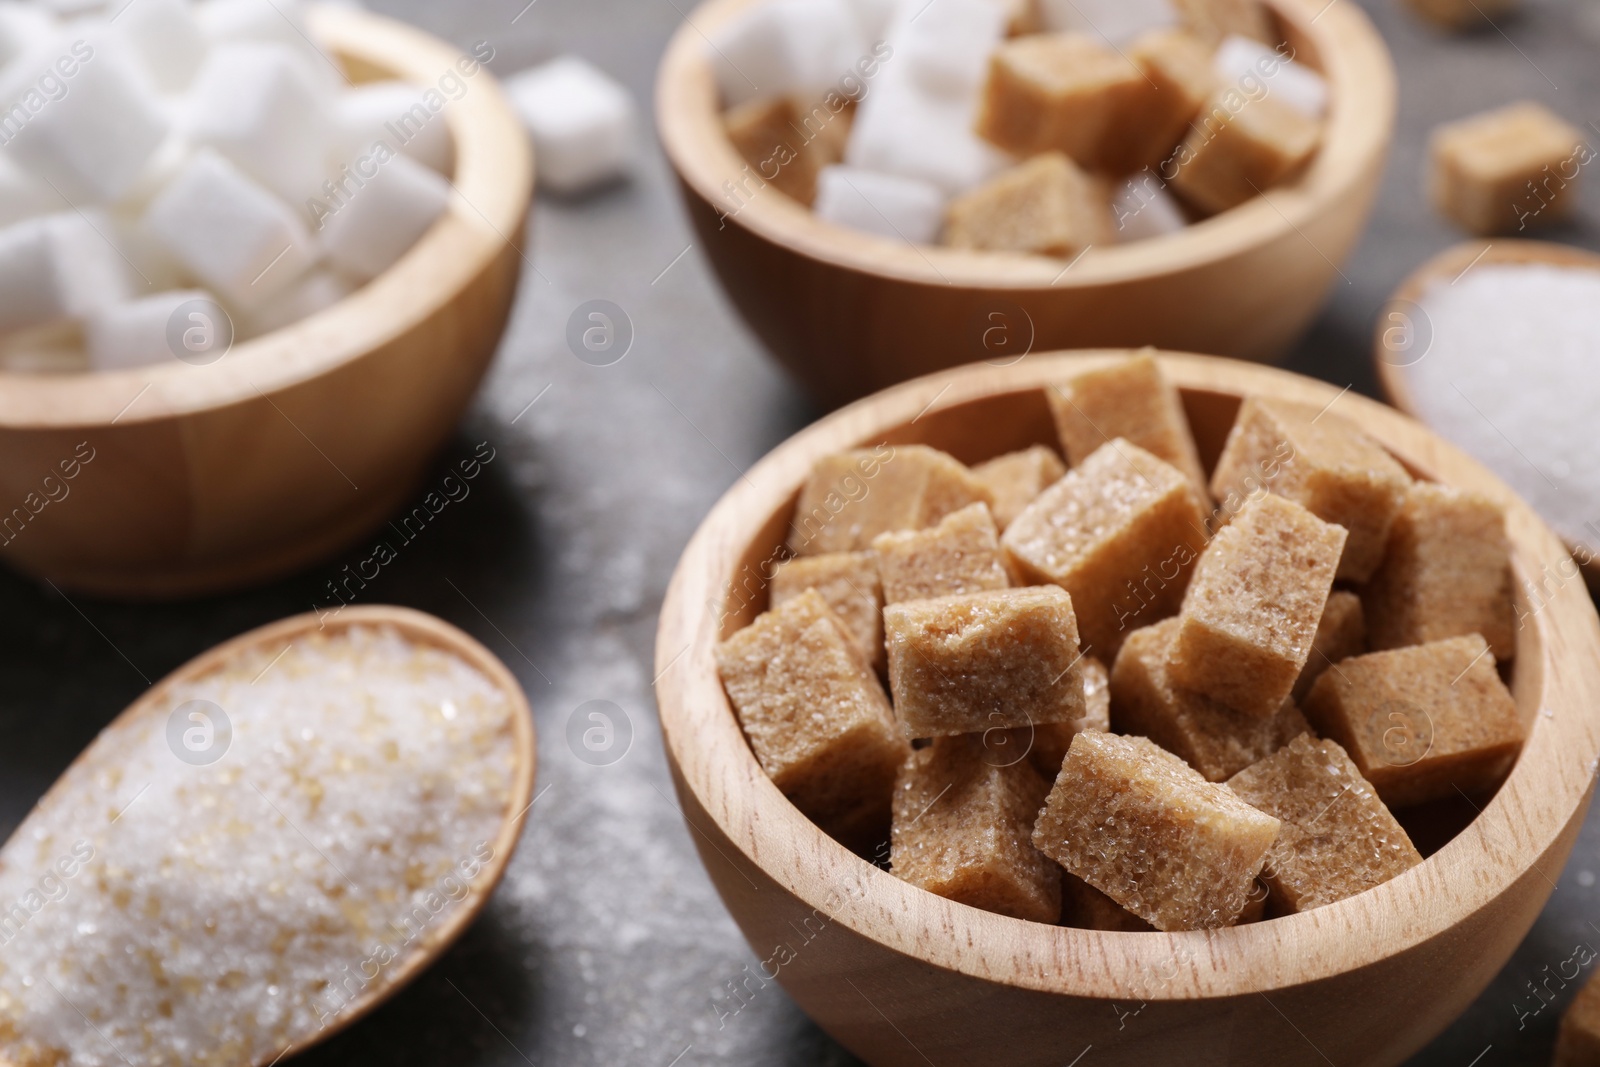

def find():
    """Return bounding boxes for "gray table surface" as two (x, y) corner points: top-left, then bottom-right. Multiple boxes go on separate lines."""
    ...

(4, 0), (1600, 1063)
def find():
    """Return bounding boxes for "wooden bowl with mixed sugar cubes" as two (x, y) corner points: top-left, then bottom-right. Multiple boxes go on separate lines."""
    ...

(655, 350), (1600, 1066)
(0, 0), (531, 596)
(657, 0), (1396, 403)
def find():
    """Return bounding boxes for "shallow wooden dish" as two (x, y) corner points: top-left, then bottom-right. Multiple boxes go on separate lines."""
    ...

(1375, 239), (1600, 589)
(656, 0), (1396, 406)
(0, 604), (537, 1066)
(654, 351), (1600, 1067)
(0, 6), (533, 599)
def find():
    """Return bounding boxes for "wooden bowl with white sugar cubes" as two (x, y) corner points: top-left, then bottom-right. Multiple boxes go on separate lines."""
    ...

(654, 350), (1600, 1066)
(656, 0), (1395, 404)
(0, 1), (531, 597)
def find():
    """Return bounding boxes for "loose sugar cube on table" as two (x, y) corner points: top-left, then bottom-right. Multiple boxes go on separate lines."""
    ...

(706, 0), (858, 109)
(845, 75), (1012, 196)
(1428, 102), (1587, 236)
(0, 213), (129, 334)
(1210, 397), (1412, 581)
(117, 0), (208, 92)
(1001, 438), (1210, 657)
(724, 95), (850, 207)
(0, 32), (169, 203)
(1212, 34), (1327, 120)
(144, 150), (317, 306)
(1173, 0), (1273, 43)
(975, 33), (1150, 171)
(338, 81), (455, 175)
(1062, 872), (1154, 931)
(506, 56), (636, 195)
(716, 589), (908, 844)
(788, 444), (992, 555)
(873, 502), (1009, 604)
(86, 289), (219, 371)
(1029, 0), (1178, 45)
(1363, 483), (1514, 662)
(885, 586), (1086, 738)
(1112, 617), (1308, 781)
(1229, 735), (1422, 914)
(814, 165), (946, 243)
(1291, 589), (1365, 703)
(1011, 653), (1110, 779)
(188, 42), (337, 204)
(1303, 635), (1524, 808)
(1033, 731), (1280, 931)
(1111, 171), (1189, 241)
(942, 152), (1111, 256)
(319, 152), (450, 281)
(972, 445), (1066, 530)
(1125, 29), (1217, 171)
(890, 735), (1060, 923)
(1167, 91), (1321, 214)
(770, 550), (884, 672)
(1557, 971), (1600, 1067)
(1166, 493), (1345, 719)
(1048, 352), (1209, 497)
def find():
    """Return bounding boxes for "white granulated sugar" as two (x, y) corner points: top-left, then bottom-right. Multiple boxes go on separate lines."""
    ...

(0, 624), (517, 1067)
(1405, 263), (1600, 551)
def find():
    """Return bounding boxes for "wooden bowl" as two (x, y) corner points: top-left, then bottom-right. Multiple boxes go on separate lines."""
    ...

(0, 6), (533, 599)
(656, 0), (1397, 406)
(654, 351), (1600, 1067)
(1375, 239), (1600, 589)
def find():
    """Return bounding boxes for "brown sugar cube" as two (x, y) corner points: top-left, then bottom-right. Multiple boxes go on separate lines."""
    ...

(1363, 483), (1515, 662)
(1556, 969), (1600, 1066)
(1061, 872), (1153, 931)
(1167, 494), (1344, 718)
(1112, 617), (1309, 781)
(1403, 0), (1519, 31)
(975, 33), (1151, 170)
(890, 735), (1061, 923)
(770, 551), (884, 671)
(1228, 735), (1423, 913)
(885, 586), (1086, 738)
(1048, 352), (1209, 497)
(1302, 635), (1525, 808)
(972, 445), (1067, 530)
(1210, 397), (1413, 582)
(1125, 29), (1218, 172)
(873, 502), (1010, 605)
(943, 152), (1113, 257)
(1428, 102), (1587, 235)
(1008, 654), (1111, 779)
(1173, 0), (1273, 44)
(788, 444), (993, 556)
(715, 590), (909, 842)
(1032, 731), (1281, 931)
(1002, 438), (1210, 657)
(1168, 90), (1321, 214)
(1291, 590), (1365, 703)
(723, 96), (852, 207)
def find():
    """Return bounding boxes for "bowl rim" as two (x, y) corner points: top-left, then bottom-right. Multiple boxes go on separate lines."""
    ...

(0, 4), (533, 431)
(654, 350), (1600, 1002)
(655, 0), (1397, 290)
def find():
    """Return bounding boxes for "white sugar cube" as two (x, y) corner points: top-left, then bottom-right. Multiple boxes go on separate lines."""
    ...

(0, 152), (61, 227)
(706, 0), (858, 108)
(814, 164), (945, 242)
(0, 33), (170, 203)
(188, 42), (338, 203)
(889, 0), (1007, 100)
(1111, 171), (1188, 241)
(241, 268), (352, 337)
(0, 212), (130, 333)
(845, 75), (1011, 194)
(117, 0), (208, 93)
(0, 3), (54, 70)
(86, 288), (222, 370)
(194, 0), (328, 79)
(505, 56), (635, 194)
(1214, 35), (1328, 119)
(337, 81), (454, 175)
(844, 0), (898, 46)
(1032, 0), (1178, 44)
(37, 0), (104, 16)
(110, 213), (194, 291)
(144, 150), (317, 305)
(317, 152), (449, 280)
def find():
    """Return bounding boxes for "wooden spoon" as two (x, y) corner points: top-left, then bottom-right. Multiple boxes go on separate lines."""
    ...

(0, 605), (537, 1067)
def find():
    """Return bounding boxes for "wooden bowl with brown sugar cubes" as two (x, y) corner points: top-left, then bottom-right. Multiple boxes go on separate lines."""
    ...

(657, 0), (1396, 403)
(654, 349), (1600, 1067)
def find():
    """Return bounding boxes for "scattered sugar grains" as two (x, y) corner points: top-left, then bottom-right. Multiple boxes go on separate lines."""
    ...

(1405, 264), (1600, 555)
(0, 626), (517, 1067)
